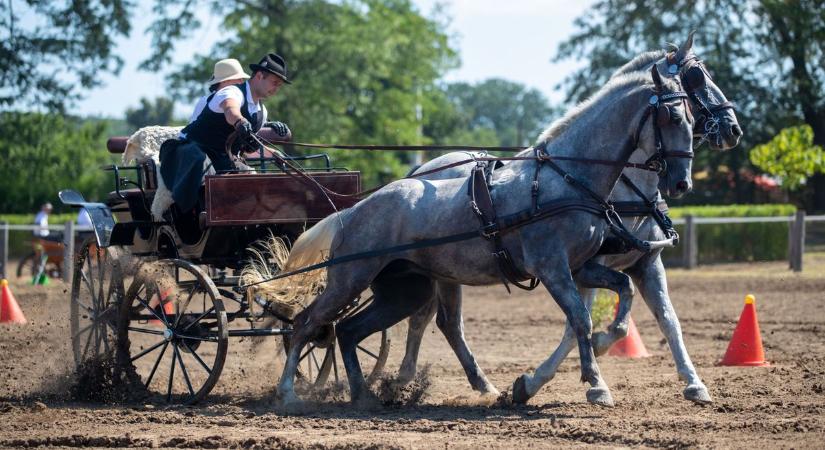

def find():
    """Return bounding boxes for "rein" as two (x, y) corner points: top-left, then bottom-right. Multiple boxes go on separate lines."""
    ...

(238, 84), (692, 291)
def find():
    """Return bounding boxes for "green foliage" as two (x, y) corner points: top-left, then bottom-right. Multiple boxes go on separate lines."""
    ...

(668, 204), (796, 218)
(125, 97), (178, 129)
(0, 213), (77, 225)
(662, 204), (797, 264)
(156, 0), (462, 186)
(0, 0), (131, 112)
(0, 112), (117, 214)
(750, 125), (825, 190)
(590, 289), (616, 329)
(442, 79), (557, 147)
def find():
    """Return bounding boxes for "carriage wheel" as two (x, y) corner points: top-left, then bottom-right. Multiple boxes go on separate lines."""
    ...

(70, 238), (123, 366)
(116, 259), (228, 404)
(286, 294), (390, 389)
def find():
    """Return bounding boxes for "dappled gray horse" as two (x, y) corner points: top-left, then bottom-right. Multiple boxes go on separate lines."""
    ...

(393, 34), (739, 405)
(261, 62), (695, 408)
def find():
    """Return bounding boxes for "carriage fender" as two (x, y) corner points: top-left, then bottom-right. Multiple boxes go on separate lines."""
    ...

(58, 189), (116, 248)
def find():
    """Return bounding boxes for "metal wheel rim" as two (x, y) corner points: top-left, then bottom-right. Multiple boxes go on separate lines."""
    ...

(116, 259), (228, 404)
(70, 239), (122, 367)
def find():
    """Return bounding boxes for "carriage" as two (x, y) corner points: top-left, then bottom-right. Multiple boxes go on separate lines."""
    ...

(61, 128), (390, 404)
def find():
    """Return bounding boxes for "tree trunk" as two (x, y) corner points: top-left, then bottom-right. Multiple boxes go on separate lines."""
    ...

(809, 119), (825, 213)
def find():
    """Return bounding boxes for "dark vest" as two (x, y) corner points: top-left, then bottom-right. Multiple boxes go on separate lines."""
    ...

(180, 82), (261, 153)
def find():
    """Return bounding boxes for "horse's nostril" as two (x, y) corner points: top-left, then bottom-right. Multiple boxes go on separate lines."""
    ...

(732, 124), (743, 137)
(676, 181), (689, 193)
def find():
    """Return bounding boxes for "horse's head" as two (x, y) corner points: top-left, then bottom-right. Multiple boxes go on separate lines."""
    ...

(657, 32), (742, 151)
(641, 63), (694, 199)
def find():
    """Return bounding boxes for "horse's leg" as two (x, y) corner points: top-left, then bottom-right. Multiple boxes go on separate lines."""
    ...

(336, 272), (435, 403)
(276, 263), (379, 406)
(434, 282), (499, 396)
(626, 255), (712, 404)
(520, 263), (613, 407)
(514, 287), (595, 403)
(398, 295), (438, 384)
(574, 261), (635, 356)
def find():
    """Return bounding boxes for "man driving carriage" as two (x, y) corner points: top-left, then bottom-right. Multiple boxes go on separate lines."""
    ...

(159, 52), (293, 214)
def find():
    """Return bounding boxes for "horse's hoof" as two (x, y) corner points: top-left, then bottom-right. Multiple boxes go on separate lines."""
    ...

(592, 331), (612, 357)
(586, 386), (614, 407)
(684, 384), (712, 404)
(480, 385), (501, 398)
(276, 391), (306, 412)
(396, 369), (415, 386)
(511, 375), (531, 404)
(352, 390), (381, 409)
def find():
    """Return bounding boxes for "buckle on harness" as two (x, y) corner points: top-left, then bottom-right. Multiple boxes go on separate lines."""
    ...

(482, 223), (499, 239)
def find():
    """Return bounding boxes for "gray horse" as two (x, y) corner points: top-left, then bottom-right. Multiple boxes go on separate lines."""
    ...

(391, 34), (740, 405)
(259, 61), (695, 408)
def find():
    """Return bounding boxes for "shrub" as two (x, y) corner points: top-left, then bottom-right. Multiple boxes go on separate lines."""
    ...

(661, 204), (797, 265)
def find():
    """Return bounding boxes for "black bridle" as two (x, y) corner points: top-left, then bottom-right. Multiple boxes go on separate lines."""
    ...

(667, 54), (736, 148)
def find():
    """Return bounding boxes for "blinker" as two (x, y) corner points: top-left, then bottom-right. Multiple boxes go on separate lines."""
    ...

(684, 66), (706, 92)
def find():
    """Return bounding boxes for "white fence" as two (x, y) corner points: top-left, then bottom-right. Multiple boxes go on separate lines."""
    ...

(1, 213), (824, 279)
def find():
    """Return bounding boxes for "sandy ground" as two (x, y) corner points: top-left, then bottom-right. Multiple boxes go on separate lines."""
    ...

(0, 255), (824, 449)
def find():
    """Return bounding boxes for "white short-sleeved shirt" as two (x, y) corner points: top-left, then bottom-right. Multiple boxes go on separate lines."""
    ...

(77, 208), (93, 228)
(181, 83), (267, 138)
(34, 211), (49, 237)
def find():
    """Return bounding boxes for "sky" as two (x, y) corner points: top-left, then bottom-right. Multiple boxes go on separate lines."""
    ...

(75, 0), (595, 118)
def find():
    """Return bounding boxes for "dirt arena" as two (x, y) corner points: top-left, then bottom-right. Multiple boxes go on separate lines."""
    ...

(1, 255), (823, 449)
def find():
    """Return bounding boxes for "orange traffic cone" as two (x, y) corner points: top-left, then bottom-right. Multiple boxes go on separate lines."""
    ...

(719, 294), (769, 366)
(607, 297), (650, 358)
(1, 279), (28, 324)
(149, 288), (175, 327)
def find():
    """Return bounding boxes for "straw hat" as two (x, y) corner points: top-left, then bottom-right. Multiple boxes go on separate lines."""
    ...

(208, 59), (251, 85)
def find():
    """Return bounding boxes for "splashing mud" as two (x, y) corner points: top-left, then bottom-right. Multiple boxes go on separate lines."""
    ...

(374, 365), (431, 406)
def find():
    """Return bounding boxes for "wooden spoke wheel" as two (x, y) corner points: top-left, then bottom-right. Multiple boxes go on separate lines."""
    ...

(116, 259), (228, 404)
(70, 238), (123, 366)
(285, 295), (390, 389)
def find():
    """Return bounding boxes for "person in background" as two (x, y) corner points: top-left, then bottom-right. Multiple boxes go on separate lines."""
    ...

(33, 203), (59, 241)
(76, 207), (92, 228)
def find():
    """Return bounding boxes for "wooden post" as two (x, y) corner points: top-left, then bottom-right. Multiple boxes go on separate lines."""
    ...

(63, 221), (75, 283)
(683, 215), (698, 269)
(0, 221), (7, 279)
(789, 209), (806, 272)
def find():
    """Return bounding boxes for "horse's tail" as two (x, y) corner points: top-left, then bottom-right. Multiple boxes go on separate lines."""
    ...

(240, 212), (346, 318)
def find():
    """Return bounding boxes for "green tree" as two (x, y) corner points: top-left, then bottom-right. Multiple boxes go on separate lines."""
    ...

(750, 125), (825, 190)
(147, 0), (458, 186)
(125, 97), (177, 130)
(443, 79), (556, 147)
(0, 112), (115, 213)
(554, 0), (825, 210)
(0, 0), (131, 112)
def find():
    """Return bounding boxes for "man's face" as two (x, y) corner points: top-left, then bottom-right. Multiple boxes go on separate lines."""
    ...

(254, 72), (284, 98)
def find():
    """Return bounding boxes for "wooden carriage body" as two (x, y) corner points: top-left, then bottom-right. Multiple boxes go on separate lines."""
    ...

(98, 131), (361, 268)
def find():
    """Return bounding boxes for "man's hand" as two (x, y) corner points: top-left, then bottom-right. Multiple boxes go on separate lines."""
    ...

(233, 119), (261, 154)
(266, 121), (292, 139)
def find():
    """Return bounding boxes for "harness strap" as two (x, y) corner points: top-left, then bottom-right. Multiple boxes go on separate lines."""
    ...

(468, 164), (540, 291)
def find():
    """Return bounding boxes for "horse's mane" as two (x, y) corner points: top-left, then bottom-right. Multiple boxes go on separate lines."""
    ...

(535, 50), (679, 146)
(610, 50), (667, 78)
(536, 71), (675, 146)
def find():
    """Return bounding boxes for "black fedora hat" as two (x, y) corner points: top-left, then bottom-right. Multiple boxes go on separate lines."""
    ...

(249, 53), (292, 84)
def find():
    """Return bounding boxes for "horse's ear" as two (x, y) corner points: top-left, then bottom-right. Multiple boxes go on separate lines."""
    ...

(651, 64), (663, 91)
(676, 30), (696, 62)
